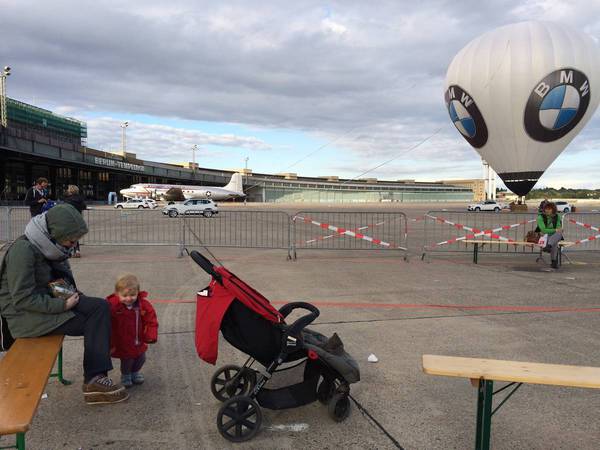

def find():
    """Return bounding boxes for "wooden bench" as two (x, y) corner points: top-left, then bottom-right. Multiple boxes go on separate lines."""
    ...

(461, 239), (573, 265)
(422, 354), (600, 450)
(0, 335), (70, 450)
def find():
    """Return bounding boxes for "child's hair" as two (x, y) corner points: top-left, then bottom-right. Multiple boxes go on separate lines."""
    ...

(115, 274), (140, 294)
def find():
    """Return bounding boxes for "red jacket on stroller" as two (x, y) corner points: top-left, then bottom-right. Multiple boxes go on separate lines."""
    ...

(107, 291), (159, 359)
(195, 266), (283, 365)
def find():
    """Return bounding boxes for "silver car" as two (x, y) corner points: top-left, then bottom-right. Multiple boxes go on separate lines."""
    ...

(163, 199), (219, 218)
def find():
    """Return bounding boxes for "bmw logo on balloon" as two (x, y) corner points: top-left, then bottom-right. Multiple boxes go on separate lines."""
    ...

(445, 85), (488, 148)
(524, 68), (591, 142)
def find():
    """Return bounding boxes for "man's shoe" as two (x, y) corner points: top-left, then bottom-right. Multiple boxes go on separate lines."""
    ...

(132, 372), (145, 385)
(85, 390), (129, 405)
(551, 260), (559, 269)
(121, 373), (133, 387)
(82, 375), (125, 395)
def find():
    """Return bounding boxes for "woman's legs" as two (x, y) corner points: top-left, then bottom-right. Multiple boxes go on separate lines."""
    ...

(49, 296), (113, 383)
(548, 231), (564, 266)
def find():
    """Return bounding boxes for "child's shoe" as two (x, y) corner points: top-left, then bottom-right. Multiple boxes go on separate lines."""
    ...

(121, 373), (133, 388)
(132, 372), (145, 385)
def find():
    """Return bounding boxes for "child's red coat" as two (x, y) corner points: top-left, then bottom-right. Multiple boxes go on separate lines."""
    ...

(106, 291), (159, 359)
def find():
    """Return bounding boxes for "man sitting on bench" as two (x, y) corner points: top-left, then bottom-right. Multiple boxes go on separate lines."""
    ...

(0, 204), (128, 405)
(537, 202), (563, 270)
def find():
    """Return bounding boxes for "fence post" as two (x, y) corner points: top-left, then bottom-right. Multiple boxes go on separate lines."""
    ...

(7, 207), (13, 243)
(291, 213), (297, 260)
(178, 216), (185, 258)
(401, 212), (409, 262)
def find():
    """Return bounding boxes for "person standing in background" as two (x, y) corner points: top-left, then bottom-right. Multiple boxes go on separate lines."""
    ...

(63, 185), (87, 258)
(25, 177), (49, 217)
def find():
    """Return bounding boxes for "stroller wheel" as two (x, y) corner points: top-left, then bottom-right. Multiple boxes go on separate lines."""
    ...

(217, 396), (262, 442)
(317, 377), (335, 404)
(211, 365), (255, 402)
(328, 393), (351, 422)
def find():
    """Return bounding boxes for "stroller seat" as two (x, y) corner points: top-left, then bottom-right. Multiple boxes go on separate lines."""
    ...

(302, 329), (360, 384)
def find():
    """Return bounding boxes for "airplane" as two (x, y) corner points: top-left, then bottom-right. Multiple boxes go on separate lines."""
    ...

(120, 173), (246, 202)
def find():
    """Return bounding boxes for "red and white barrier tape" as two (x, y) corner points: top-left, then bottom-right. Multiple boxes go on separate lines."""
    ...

(567, 218), (600, 246)
(301, 221), (385, 245)
(568, 218), (600, 233)
(425, 214), (535, 248)
(294, 215), (406, 250)
(573, 234), (600, 245)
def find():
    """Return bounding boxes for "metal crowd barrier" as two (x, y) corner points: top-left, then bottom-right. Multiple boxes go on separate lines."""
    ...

(292, 211), (408, 260)
(180, 210), (292, 258)
(421, 210), (540, 259)
(1, 207), (410, 260)
(81, 208), (181, 246)
(562, 212), (600, 252)
(0, 207), (10, 243)
(4, 207), (30, 243)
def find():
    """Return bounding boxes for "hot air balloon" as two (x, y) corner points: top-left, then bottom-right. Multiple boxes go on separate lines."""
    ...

(445, 21), (600, 196)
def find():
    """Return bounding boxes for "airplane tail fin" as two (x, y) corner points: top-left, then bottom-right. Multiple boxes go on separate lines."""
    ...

(224, 173), (244, 195)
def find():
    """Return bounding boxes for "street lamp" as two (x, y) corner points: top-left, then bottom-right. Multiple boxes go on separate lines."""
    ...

(243, 156), (249, 205)
(120, 121), (129, 155)
(0, 66), (11, 129)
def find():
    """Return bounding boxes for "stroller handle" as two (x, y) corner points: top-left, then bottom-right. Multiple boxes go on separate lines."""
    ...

(190, 251), (222, 284)
(279, 302), (320, 338)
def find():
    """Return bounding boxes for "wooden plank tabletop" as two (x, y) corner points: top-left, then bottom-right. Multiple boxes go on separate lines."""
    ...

(0, 335), (63, 434)
(422, 355), (600, 389)
(461, 240), (574, 247)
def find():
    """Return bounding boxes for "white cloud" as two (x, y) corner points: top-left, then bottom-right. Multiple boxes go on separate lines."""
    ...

(85, 117), (271, 161)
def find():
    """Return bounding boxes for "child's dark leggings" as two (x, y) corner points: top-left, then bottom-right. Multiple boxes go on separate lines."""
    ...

(120, 353), (146, 375)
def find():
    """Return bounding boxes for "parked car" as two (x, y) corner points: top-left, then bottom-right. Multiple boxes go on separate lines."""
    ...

(555, 201), (573, 213)
(163, 199), (219, 218)
(467, 200), (506, 212)
(114, 198), (157, 209)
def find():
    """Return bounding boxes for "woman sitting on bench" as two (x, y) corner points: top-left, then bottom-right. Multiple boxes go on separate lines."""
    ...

(0, 204), (128, 405)
(537, 201), (563, 269)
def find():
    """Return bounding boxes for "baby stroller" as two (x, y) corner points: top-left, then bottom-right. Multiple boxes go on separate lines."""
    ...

(190, 251), (360, 442)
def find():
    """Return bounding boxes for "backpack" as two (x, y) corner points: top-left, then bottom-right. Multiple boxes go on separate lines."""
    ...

(0, 242), (16, 351)
(41, 199), (56, 213)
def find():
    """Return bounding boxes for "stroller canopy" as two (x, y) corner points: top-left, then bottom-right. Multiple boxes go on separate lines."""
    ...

(195, 265), (284, 364)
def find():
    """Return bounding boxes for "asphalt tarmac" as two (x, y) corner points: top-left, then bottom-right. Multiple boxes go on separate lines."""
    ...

(2, 202), (600, 449)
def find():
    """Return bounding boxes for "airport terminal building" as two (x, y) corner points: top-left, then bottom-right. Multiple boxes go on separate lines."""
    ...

(0, 98), (473, 203)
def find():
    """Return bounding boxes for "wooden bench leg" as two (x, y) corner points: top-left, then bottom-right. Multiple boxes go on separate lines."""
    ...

(16, 433), (25, 450)
(0, 433), (25, 450)
(49, 347), (72, 385)
(475, 379), (493, 450)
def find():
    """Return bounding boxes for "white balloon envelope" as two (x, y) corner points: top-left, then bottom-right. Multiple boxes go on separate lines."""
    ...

(445, 21), (600, 195)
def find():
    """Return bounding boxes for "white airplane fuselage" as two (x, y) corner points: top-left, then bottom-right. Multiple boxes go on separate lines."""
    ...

(121, 184), (241, 201)
(120, 173), (245, 201)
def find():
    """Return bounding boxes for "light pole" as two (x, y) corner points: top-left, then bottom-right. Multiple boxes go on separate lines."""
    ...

(0, 66), (11, 129)
(120, 121), (129, 155)
(243, 156), (249, 205)
(192, 144), (198, 178)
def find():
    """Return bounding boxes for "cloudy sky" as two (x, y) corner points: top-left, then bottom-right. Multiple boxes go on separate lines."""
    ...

(2, 0), (600, 188)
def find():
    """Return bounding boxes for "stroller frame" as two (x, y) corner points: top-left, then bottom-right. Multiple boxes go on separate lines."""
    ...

(190, 251), (354, 442)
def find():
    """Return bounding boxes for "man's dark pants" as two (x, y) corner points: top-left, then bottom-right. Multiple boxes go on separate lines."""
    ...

(49, 296), (113, 383)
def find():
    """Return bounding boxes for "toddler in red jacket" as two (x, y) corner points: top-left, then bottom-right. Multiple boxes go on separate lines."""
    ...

(107, 274), (158, 387)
